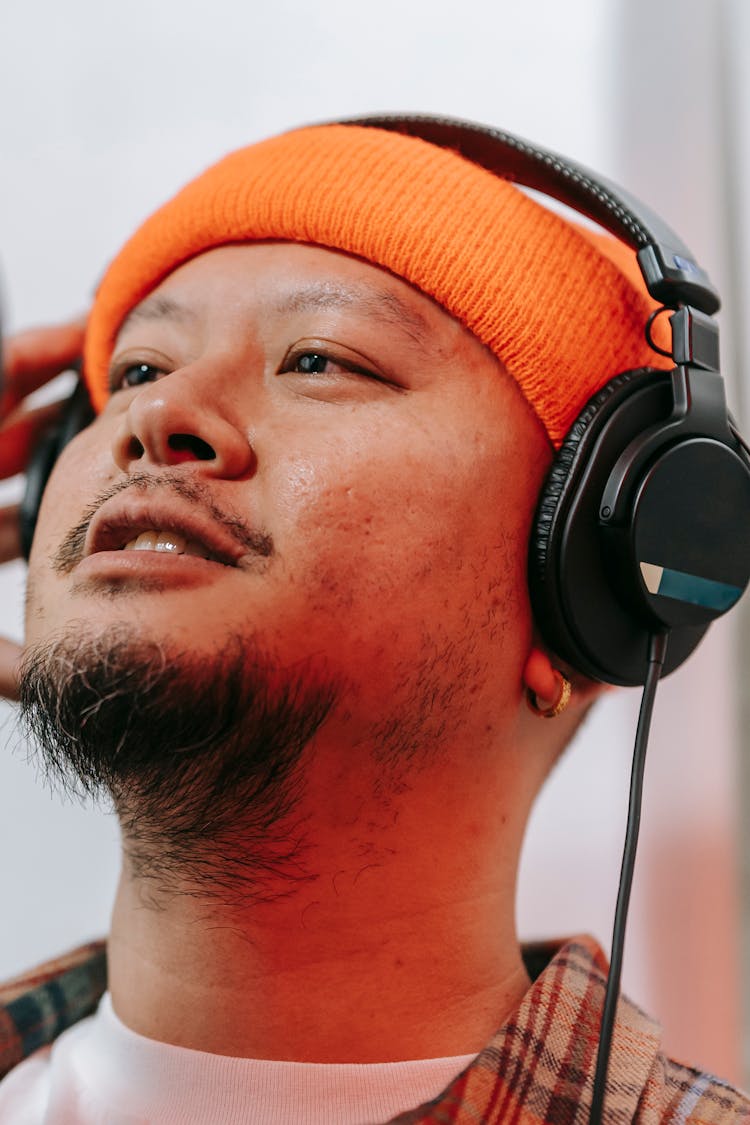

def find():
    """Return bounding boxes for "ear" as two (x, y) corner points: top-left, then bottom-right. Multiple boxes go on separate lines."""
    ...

(523, 645), (614, 710)
(522, 648), (561, 710)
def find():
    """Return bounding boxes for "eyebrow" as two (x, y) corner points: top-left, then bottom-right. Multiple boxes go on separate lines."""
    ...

(273, 283), (431, 347)
(118, 281), (432, 348)
(119, 296), (196, 333)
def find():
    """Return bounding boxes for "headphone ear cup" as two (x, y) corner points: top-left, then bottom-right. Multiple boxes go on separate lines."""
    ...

(20, 377), (95, 560)
(529, 368), (709, 686)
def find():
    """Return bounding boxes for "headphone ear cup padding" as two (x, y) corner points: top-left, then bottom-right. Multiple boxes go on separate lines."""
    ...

(20, 378), (94, 561)
(531, 370), (647, 582)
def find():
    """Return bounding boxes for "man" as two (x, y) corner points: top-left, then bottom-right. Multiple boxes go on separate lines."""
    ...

(0, 120), (747, 1123)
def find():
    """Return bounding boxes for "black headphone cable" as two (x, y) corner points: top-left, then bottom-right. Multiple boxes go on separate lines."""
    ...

(588, 629), (669, 1125)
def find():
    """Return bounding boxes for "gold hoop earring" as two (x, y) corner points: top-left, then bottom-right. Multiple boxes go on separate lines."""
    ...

(526, 672), (572, 719)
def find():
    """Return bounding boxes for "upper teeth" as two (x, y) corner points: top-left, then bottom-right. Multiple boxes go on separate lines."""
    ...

(122, 530), (211, 559)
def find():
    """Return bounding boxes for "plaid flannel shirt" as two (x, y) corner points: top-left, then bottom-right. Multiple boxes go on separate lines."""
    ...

(1, 935), (748, 1123)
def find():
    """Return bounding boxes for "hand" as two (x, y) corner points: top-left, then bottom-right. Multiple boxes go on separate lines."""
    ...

(0, 316), (87, 699)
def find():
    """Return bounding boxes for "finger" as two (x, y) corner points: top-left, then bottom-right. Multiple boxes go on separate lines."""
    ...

(0, 637), (22, 702)
(0, 399), (65, 480)
(2, 316), (87, 413)
(0, 504), (21, 564)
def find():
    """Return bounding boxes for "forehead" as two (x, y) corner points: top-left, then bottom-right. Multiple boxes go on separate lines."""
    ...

(115, 242), (476, 360)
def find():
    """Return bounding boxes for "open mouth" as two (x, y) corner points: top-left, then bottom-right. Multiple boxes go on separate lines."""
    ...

(90, 521), (239, 567)
(122, 529), (220, 561)
(75, 490), (270, 574)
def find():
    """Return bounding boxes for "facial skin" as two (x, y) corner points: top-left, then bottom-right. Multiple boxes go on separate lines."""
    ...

(21, 242), (594, 1063)
(26, 242), (558, 778)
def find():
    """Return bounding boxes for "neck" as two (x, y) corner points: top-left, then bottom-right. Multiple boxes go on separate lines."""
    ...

(107, 736), (540, 1063)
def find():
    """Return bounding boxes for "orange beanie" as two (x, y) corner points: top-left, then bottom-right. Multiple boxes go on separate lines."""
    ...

(84, 123), (672, 448)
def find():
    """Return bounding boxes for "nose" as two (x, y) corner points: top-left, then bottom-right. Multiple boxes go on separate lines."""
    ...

(111, 368), (256, 478)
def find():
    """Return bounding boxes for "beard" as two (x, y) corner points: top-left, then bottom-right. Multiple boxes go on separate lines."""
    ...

(19, 626), (336, 905)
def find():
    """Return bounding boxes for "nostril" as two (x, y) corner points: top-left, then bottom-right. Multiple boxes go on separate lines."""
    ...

(168, 434), (216, 461)
(126, 436), (145, 460)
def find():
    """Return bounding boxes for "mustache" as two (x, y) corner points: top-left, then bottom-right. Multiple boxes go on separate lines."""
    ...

(51, 471), (274, 573)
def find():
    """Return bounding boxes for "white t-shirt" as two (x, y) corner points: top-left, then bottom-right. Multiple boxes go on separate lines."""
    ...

(0, 993), (477, 1124)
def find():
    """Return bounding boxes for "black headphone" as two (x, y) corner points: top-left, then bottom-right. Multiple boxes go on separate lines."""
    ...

(19, 113), (750, 689)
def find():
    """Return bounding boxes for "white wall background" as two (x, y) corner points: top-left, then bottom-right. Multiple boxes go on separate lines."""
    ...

(0, 0), (747, 1087)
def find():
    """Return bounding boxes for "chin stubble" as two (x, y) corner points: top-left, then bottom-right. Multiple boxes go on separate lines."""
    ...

(18, 626), (336, 905)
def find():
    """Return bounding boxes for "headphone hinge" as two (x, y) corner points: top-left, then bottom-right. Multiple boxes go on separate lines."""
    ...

(599, 364), (729, 529)
(669, 306), (720, 372)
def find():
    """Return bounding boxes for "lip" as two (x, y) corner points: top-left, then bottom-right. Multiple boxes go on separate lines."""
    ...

(84, 494), (250, 568)
(72, 549), (235, 588)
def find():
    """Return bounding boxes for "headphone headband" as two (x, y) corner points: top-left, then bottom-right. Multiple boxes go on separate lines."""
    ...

(338, 114), (720, 316)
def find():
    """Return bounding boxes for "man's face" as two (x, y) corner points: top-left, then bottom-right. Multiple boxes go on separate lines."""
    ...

(26, 243), (550, 765)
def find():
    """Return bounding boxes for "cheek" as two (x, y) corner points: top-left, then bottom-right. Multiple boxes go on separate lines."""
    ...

(26, 425), (116, 627)
(31, 426), (113, 554)
(266, 427), (531, 640)
(265, 431), (537, 734)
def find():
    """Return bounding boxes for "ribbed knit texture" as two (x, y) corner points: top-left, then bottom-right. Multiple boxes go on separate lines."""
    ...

(84, 124), (673, 448)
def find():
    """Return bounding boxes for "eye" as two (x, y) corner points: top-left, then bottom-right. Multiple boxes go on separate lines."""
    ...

(297, 353), (329, 374)
(281, 347), (379, 381)
(289, 352), (353, 376)
(278, 344), (404, 398)
(109, 361), (164, 393)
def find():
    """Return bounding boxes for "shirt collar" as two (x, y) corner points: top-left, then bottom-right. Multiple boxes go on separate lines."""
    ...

(388, 936), (662, 1123)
